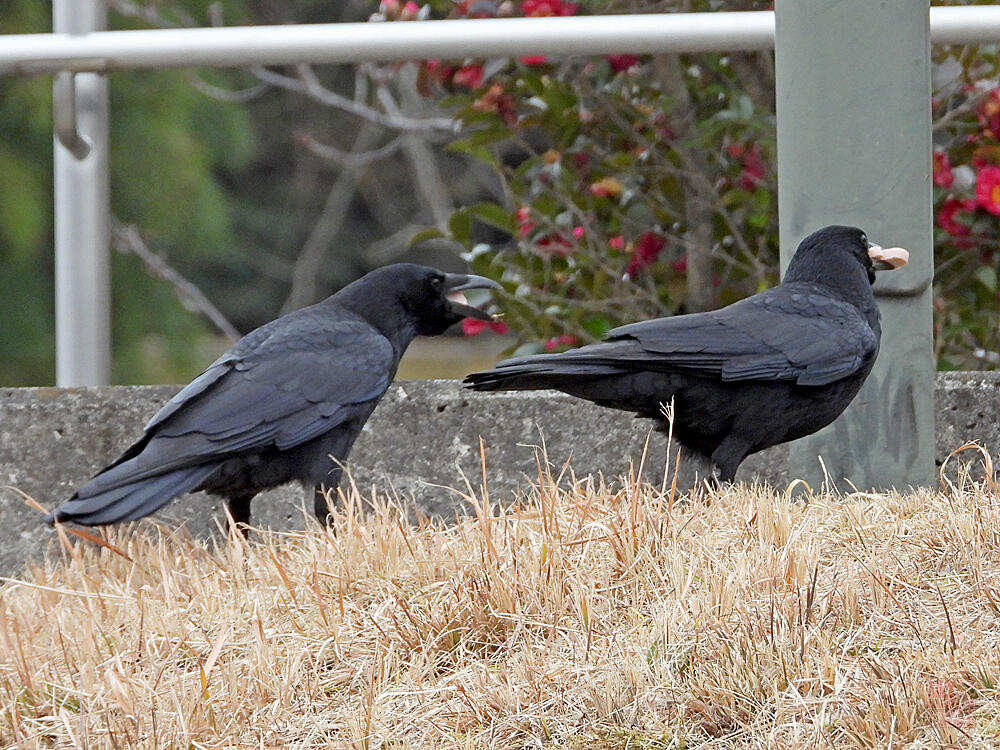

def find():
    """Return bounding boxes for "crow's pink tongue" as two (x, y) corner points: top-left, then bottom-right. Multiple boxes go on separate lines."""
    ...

(446, 290), (494, 320)
(869, 245), (909, 269)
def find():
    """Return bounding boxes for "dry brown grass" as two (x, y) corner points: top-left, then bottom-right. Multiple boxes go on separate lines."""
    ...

(4, 450), (1000, 749)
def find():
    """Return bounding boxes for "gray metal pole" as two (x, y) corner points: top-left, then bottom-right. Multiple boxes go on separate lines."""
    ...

(53, 0), (110, 386)
(775, 0), (935, 490)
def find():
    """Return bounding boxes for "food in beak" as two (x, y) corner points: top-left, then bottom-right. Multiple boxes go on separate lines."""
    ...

(868, 244), (909, 270)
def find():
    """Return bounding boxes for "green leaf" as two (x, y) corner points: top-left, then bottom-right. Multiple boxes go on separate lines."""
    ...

(408, 227), (446, 246)
(469, 202), (516, 234)
(449, 208), (473, 245)
(582, 316), (613, 339)
(974, 266), (997, 293)
(444, 141), (498, 168)
(449, 127), (514, 149)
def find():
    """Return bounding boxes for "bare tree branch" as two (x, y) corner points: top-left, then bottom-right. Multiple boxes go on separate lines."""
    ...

(364, 224), (426, 265)
(112, 219), (241, 342)
(728, 52), (775, 114)
(301, 132), (407, 167)
(184, 71), (270, 103)
(250, 65), (457, 134)
(377, 82), (455, 228)
(281, 122), (385, 313)
(651, 54), (717, 313)
(110, 0), (195, 27)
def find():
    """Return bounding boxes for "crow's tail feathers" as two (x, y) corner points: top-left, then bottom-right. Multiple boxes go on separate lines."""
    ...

(463, 351), (626, 393)
(45, 464), (217, 526)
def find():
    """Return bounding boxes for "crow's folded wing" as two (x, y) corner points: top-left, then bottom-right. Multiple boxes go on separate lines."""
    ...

(606, 285), (878, 387)
(89, 314), (395, 490)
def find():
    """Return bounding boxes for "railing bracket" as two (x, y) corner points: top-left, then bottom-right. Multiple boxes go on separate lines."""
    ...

(53, 70), (92, 160)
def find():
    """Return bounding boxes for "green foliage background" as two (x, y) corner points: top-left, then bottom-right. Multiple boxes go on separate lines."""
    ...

(0, 1), (258, 384)
(2, 0), (998, 385)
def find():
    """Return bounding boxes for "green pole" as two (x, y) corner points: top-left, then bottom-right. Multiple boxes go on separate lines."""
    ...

(774, 0), (936, 491)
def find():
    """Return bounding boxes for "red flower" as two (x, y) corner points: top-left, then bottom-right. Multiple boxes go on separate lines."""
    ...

(976, 165), (1000, 215)
(741, 144), (767, 190)
(937, 197), (977, 237)
(670, 255), (688, 274)
(461, 318), (509, 336)
(626, 231), (666, 276)
(423, 59), (456, 84)
(606, 54), (639, 72)
(534, 233), (573, 257)
(933, 151), (954, 188)
(514, 205), (535, 237)
(726, 142), (766, 189)
(608, 235), (625, 251)
(521, 0), (578, 16)
(462, 318), (488, 336)
(452, 64), (484, 89)
(472, 83), (517, 125)
(518, 0), (576, 58)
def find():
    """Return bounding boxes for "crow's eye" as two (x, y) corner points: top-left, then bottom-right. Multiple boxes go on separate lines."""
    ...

(430, 276), (444, 292)
(860, 233), (869, 246)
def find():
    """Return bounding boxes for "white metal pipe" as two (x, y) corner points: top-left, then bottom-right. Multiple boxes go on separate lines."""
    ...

(4, 7), (999, 77)
(1, 13), (774, 75)
(930, 5), (1000, 45)
(54, 0), (110, 386)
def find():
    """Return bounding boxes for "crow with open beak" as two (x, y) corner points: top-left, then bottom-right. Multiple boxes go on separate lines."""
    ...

(47, 264), (501, 529)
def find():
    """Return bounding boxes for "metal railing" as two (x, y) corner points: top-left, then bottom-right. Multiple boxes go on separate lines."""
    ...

(4, 7), (1000, 75)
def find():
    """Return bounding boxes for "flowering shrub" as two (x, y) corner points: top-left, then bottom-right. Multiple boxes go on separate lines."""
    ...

(397, 0), (998, 368)
(932, 46), (1000, 369)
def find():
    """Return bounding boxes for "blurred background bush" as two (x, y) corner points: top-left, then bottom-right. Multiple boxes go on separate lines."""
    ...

(0, 0), (996, 385)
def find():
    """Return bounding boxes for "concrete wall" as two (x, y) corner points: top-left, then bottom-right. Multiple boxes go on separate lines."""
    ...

(2, 372), (999, 576)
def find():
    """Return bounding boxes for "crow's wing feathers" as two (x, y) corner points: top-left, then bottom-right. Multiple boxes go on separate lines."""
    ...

(144, 359), (232, 432)
(92, 315), (395, 489)
(163, 315), (392, 440)
(607, 285), (877, 386)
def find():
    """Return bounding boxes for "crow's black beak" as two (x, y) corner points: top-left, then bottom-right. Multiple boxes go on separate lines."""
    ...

(443, 273), (502, 321)
(867, 242), (909, 272)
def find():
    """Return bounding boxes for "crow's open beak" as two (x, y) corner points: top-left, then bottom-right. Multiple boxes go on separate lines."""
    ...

(443, 273), (502, 321)
(868, 243), (909, 272)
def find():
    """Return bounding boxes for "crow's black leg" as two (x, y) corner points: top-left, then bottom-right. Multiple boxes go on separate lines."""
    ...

(226, 493), (256, 537)
(710, 435), (749, 485)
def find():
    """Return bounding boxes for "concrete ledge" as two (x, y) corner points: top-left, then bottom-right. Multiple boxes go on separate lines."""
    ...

(2, 372), (999, 576)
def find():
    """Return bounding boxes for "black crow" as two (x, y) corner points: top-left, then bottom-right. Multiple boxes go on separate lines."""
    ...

(46, 264), (500, 529)
(464, 225), (908, 482)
